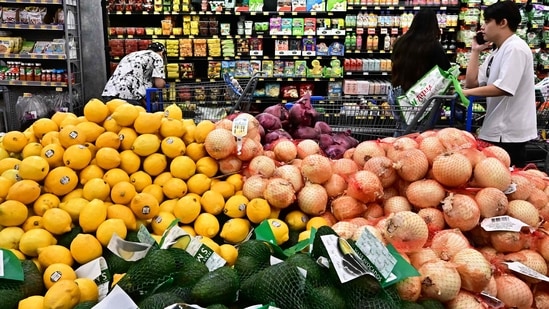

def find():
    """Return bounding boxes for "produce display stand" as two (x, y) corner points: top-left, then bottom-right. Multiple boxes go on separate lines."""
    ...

(145, 72), (263, 122)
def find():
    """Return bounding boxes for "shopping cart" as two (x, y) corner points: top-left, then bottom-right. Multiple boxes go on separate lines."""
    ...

(145, 71), (263, 122)
(308, 93), (460, 141)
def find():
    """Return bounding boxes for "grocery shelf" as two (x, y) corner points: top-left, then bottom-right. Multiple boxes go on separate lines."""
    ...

(0, 0), (62, 3)
(0, 80), (69, 87)
(0, 54), (67, 60)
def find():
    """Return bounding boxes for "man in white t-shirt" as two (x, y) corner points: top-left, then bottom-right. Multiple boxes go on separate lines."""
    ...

(102, 42), (167, 106)
(463, 1), (537, 168)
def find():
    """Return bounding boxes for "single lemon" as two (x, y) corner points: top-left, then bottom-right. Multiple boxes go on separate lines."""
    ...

(163, 103), (183, 121)
(226, 173), (244, 191)
(151, 211), (177, 236)
(22, 215), (43, 231)
(32, 193), (60, 216)
(18, 228), (58, 257)
(159, 118), (186, 138)
(159, 198), (177, 214)
(79, 199), (108, 233)
(142, 153), (168, 177)
(6, 179), (41, 205)
(211, 180), (234, 199)
(78, 164), (105, 186)
(103, 168), (130, 188)
(223, 195), (248, 218)
(82, 178), (111, 201)
(0, 200), (28, 227)
(43, 263), (77, 289)
(18, 295), (45, 309)
(95, 147), (121, 170)
(62, 144), (92, 171)
(107, 204), (137, 231)
(141, 184), (164, 204)
(32, 117), (58, 139)
(200, 190), (225, 215)
(95, 131), (121, 149)
(161, 136), (186, 158)
(187, 173), (211, 195)
(110, 181), (137, 205)
(21, 142), (44, 159)
(83, 98), (109, 123)
(169, 155), (196, 180)
(306, 216), (329, 230)
(219, 218), (251, 244)
(37, 245), (74, 269)
(18, 155), (49, 181)
(185, 142), (206, 161)
(285, 210), (309, 231)
(58, 197), (88, 222)
(0, 226), (24, 249)
(43, 279), (80, 308)
(194, 120), (216, 143)
(70, 234), (103, 265)
(162, 177), (187, 199)
(130, 192), (159, 220)
(173, 194), (201, 224)
(74, 277), (99, 303)
(267, 218), (290, 245)
(118, 127), (138, 151)
(130, 171), (153, 192)
(194, 213), (220, 238)
(218, 244), (238, 266)
(42, 208), (73, 235)
(96, 218), (127, 247)
(246, 198), (271, 224)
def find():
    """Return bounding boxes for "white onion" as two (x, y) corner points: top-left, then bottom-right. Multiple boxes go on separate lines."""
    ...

(504, 249), (548, 284)
(392, 148), (429, 182)
(237, 137), (263, 162)
(323, 173), (347, 198)
(506, 199), (541, 228)
(436, 127), (473, 151)
(495, 274), (534, 309)
(363, 202), (384, 220)
(534, 282), (549, 309)
(432, 152), (473, 188)
(273, 139), (297, 163)
(352, 140), (385, 167)
(508, 174), (533, 201)
(381, 211), (428, 253)
(273, 164), (304, 192)
(475, 187), (509, 218)
(330, 195), (367, 221)
(331, 158), (359, 177)
(430, 228), (470, 261)
(405, 179), (446, 209)
(346, 170), (384, 203)
(331, 221), (358, 239)
(362, 156), (398, 188)
(296, 139), (321, 159)
(419, 260), (462, 302)
(218, 155), (243, 175)
(263, 177), (296, 209)
(300, 154), (333, 184)
(472, 158), (512, 191)
(383, 196), (412, 215)
(489, 231), (525, 253)
(408, 248), (440, 269)
(242, 175), (268, 199)
(419, 135), (445, 165)
(451, 248), (492, 293)
(417, 208), (445, 234)
(526, 187), (548, 210)
(386, 136), (419, 162)
(442, 193), (481, 231)
(204, 128), (236, 159)
(482, 145), (511, 168)
(248, 155), (277, 178)
(458, 146), (487, 168)
(395, 276), (421, 302)
(446, 290), (484, 309)
(297, 183), (327, 216)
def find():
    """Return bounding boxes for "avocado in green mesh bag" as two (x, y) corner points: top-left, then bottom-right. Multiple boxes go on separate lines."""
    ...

(103, 248), (133, 275)
(0, 259), (44, 309)
(138, 291), (184, 309)
(304, 284), (346, 309)
(239, 262), (306, 309)
(191, 266), (239, 306)
(233, 239), (272, 282)
(285, 252), (330, 288)
(168, 247), (208, 288)
(73, 300), (98, 309)
(158, 285), (194, 303)
(206, 304), (230, 309)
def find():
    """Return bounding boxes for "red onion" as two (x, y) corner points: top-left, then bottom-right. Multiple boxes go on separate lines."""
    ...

(332, 131), (359, 149)
(324, 144), (347, 159)
(264, 129), (292, 145)
(288, 94), (319, 128)
(292, 126), (319, 140)
(314, 121), (332, 134)
(263, 103), (289, 122)
(255, 113), (282, 131)
(319, 134), (334, 150)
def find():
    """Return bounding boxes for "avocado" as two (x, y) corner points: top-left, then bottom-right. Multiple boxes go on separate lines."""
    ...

(191, 266), (240, 306)
(138, 291), (184, 309)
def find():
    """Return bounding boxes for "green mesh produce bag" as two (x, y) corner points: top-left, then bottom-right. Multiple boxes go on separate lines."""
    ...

(137, 291), (185, 309)
(0, 259), (44, 309)
(233, 239), (273, 282)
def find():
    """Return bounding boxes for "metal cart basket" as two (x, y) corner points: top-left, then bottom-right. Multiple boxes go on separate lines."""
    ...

(310, 93), (460, 141)
(145, 72), (263, 122)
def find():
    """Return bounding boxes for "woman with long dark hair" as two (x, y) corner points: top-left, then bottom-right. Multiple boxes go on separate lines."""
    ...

(391, 9), (451, 93)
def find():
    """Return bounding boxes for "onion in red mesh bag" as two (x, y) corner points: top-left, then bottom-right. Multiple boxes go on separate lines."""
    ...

(301, 154), (332, 184)
(419, 260), (461, 302)
(381, 211), (429, 253)
(346, 170), (384, 203)
(431, 152), (473, 188)
(450, 248), (492, 293)
(297, 183), (328, 215)
(263, 177), (296, 209)
(331, 195), (367, 221)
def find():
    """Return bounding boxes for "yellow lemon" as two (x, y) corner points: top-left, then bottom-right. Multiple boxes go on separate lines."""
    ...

(194, 213), (219, 238)
(43, 166), (78, 197)
(161, 136), (186, 158)
(159, 198), (177, 214)
(0, 157), (21, 174)
(61, 188), (84, 202)
(96, 218), (127, 247)
(164, 103), (183, 121)
(246, 198), (271, 224)
(50, 111), (72, 129)
(185, 142), (206, 161)
(220, 218), (251, 244)
(58, 113), (79, 129)
(95, 131), (121, 149)
(218, 244), (238, 266)
(42, 208), (73, 235)
(43, 279), (80, 308)
(182, 124), (196, 145)
(95, 147), (121, 170)
(227, 173), (244, 191)
(79, 199), (108, 233)
(187, 173), (212, 195)
(223, 195), (248, 218)
(200, 190), (225, 215)
(298, 230), (312, 243)
(194, 120), (216, 143)
(110, 181), (137, 205)
(0, 147), (9, 160)
(82, 178), (111, 201)
(21, 142), (44, 158)
(142, 183), (164, 203)
(40, 131), (60, 147)
(18, 155), (49, 181)
(111, 103), (139, 127)
(306, 216), (328, 230)
(75, 121), (105, 143)
(133, 111), (163, 134)
(173, 194), (201, 224)
(0, 226), (24, 249)
(180, 225), (196, 236)
(58, 197), (88, 222)
(2, 131), (28, 153)
(130, 171), (153, 192)
(70, 233), (103, 264)
(58, 125), (86, 149)
(118, 127), (138, 151)
(169, 155), (195, 180)
(23, 128), (38, 144)
(18, 295), (44, 309)
(6, 179), (41, 204)
(63, 144), (92, 170)
(130, 192), (159, 220)
(162, 177), (187, 199)
(0, 176), (11, 201)
(153, 171), (173, 187)
(119, 150), (141, 174)
(267, 219), (289, 245)
(40, 143), (64, 168)
(107, 204), (137, 230)
(269, 208), (280, 219)
(32, 118), (59, 139)
(2, 168), (21, 184)
(199, 236), (220, 254)
(74, 278), (99, 303)
(142, 153), (167, 176)
(151, 211), (177, 235)
(196, 156), (219, 178)
(285, 210), (309, 231)
(103, 168), (130, 187)
(131, 133), (161, 157)
(212, 181), (235, 200)
(0, 200), (28, 227)
(83, 98), (109, 123)
(102, 116), (122, 133)
(79, 164), (105, 185)
(105, 98), (127, 114)
(33, 193), (61, 216)
(22, 215), (43, 231)
(37, 245), (74, 269)
(159, 118), (186, 139)
(43, 263), (77, 289)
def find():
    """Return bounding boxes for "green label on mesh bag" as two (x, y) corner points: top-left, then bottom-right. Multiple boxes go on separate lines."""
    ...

(0, 249), (24, 281)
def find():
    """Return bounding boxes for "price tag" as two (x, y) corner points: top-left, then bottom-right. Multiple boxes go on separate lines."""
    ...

(75, 257), (110, 301)
(321, 235), (373, 283)
(91, 285), (137, 309)
(356, 228), (397, 279)
(480, 215), (531, 232)
(380, 28), (388, 34)
(367, 28), (376, 35)
(186, 236), (226, 271)
(232, 117), (248, 155)
(107, 234), (153, 261)
(504, 261), (549, 282)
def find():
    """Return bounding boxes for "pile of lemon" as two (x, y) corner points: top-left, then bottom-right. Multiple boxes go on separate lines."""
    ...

(0, 98), (330, 308)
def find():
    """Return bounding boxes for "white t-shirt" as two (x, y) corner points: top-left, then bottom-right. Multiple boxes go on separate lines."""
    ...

(102, 50), (165, 101)
(477, 34), (537, 143)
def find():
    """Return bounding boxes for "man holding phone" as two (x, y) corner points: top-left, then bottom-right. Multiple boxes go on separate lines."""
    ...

(462, 1), (537, 168)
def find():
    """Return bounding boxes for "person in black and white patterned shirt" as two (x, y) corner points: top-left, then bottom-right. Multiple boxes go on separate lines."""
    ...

(102, 42), (166, 106)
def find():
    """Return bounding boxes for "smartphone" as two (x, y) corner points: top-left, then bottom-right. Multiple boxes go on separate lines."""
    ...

(476, 32), (487, 45)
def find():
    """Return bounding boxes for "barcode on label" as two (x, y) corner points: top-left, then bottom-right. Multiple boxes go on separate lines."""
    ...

(491, 216), (509, 222)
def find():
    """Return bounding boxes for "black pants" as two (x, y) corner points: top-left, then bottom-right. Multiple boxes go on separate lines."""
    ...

(102, 96), (144, 107)
(483, 140), (528, 168)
